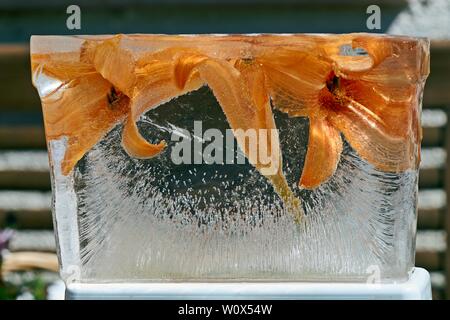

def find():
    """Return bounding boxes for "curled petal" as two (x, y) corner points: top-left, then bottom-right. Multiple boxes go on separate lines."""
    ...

(121, 54), (203, 160)
(352, 37), (395, 68)
(122, 116), (167, 158)
(234, 61), (281, 173)
(336, 36), (429, 83)
(329, 55), (373, 75)
(352, 35), (428, 76)
(175, 54), (256, 133)
(300, 117), (343, 189)
(132, 51), (203, 120)
(84, 36), (136, 96)
(174, 53), (207, 89)
(330, 36), (394, 78)
(176, 54), (303, 220)
(31, 53), (98, 99)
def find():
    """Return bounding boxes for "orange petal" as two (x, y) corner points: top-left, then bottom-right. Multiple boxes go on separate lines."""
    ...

(132, 54), (203, 120)
(299, 117), (343, 189)
(31, 52), (98, 99)
(335, 35), (429, 83)
(174, 54), (255, 134)
(175, 55), (269, 170)
(351, 37), (394, 68)
(39, 70), (129, 175)
(328, 97), (417, 172)
(175, 54), (303, 221)
(234, 59), (279, 170)
(329, 36), (394, 78)
(119, 50), (204, 160)
(339, 79), (417, 139)
(351, 35), (427, 73)
(236, 60), (302, 219)
(258, 48), (332, 117)
(33, 59), (97, 85)
(121, 116), (167, 158)
(329, 55), (373, 76)
(173, 53), (207, 89)
(84, 36), (136, 96)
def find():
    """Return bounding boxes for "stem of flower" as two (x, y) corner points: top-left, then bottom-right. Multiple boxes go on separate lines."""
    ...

(268, 173), (304, 223)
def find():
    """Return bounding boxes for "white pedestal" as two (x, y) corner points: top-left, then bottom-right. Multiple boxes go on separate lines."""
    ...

(65, 267), (431, 300)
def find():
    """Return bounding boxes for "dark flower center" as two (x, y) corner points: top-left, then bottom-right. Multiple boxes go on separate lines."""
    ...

(326, 71), (340, 94)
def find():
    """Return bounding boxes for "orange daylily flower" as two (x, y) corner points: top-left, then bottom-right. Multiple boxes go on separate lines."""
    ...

(258, 36), (428, 188)
(31, 34), (429, 221)
(31, 54), (130, 174)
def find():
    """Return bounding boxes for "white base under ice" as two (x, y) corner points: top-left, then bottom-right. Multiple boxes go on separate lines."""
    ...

(65, 267), (431, 300)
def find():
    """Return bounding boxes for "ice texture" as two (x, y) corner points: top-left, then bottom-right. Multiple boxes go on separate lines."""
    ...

(72, 87), (417, 282)
(30, 34), (429, 284)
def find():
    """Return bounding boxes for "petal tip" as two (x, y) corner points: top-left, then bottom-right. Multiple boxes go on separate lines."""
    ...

(121, 119), (167, 159)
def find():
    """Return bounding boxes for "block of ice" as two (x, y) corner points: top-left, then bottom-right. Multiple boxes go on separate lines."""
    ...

(31, 34), (429, 283)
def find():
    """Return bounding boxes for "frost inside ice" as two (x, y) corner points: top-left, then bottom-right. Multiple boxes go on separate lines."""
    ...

(71, 87), (417, 282)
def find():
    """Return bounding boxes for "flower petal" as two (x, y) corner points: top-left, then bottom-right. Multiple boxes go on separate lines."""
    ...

(175, 54), (303, 221)
(328, 97), (417, 172)
(339, 79), (417, 139)
(173, 53), (207, 89)
(335, 35), (429, 83)
(328, 36), (395, 78)
(83, 36), (136, 96)
(39, 70), (129, 175)
(259, 48), (332, 117)
(121, 54), (203, 159)
(299, 117), (343, 189)
(121, 116), (167, 158)
(236, 60), (303, 220)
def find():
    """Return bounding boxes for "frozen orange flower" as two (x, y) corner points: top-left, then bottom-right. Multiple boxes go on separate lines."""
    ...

(258, 36), (429, 188)
(31, 34), (429, 222)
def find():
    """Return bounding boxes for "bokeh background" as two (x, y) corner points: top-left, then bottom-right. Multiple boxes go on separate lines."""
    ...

(1, 0), (449, 299)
